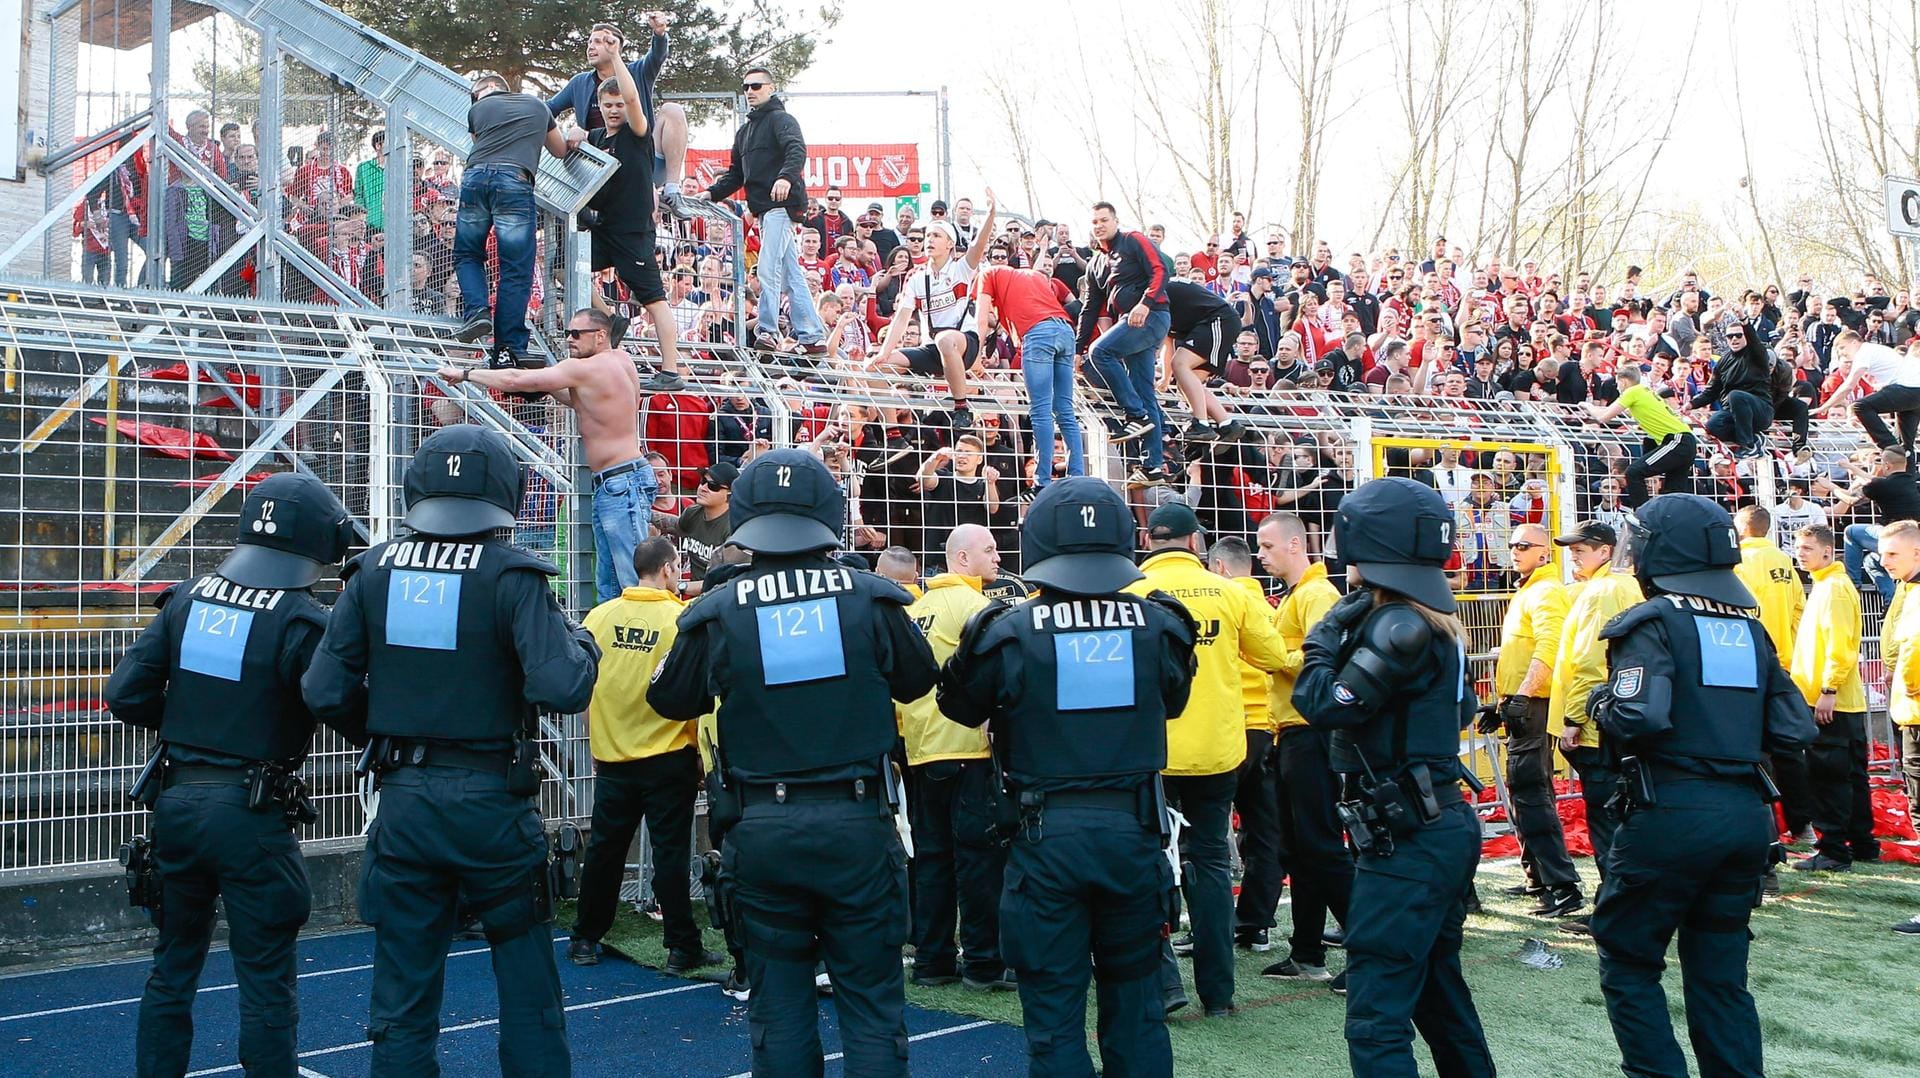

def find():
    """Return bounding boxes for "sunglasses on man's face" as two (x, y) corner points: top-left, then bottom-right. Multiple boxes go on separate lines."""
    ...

(742, 81), (768, 92)
(565, 327), (601, 339)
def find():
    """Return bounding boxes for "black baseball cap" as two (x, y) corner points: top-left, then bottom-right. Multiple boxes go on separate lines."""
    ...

(220, 473), (355, 589)
(1146, 500), (1203, 542)
(1334, 477), (1457, 612)
(930, 199), (949, 213)
(1251, 266), (1274, 280)
(403, 425), (524, 536)
(1021, 477), (1142, 595)
(1553, 521), (1618, 548)
(1627, 494), (1753, 608)
(701, 461), (740, 490)
(728, 449), (844, 555)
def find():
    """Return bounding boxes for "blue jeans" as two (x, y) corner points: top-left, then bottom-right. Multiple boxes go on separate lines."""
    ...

(592, 462), (658, 603)
(1089, 309), (1171, 468)
(1019, 318), (1085, 485)
(454, 166), (537, 356)
(1844, 523), (1893, 600)
(756, 208), (825, 345)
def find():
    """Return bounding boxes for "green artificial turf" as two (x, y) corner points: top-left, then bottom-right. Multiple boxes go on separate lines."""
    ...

(593, 852), (1920, 1077)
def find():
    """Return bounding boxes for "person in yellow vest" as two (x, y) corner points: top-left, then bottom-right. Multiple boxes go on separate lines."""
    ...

(1203, 535), (1282, 955)
(570, 537), (722, 975)
(1546, 521), (1642, 935)
(1253, 511), (1352, 985)
(1877, 522), (1920, 934)
(897, 524), (1014, 991)
(876, 545), (924, 600)
(1787, 524), (1881, 872)
(1486, 522), (1582, 916)
(1128, 500), (1287, 1018)
(1733, 505), (1815, 843)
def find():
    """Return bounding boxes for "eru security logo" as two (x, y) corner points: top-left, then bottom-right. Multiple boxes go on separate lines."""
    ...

(612, 625), (661, 651)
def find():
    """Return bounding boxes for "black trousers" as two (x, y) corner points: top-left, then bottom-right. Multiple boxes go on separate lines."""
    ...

(573, 747), (703, 952)
(724, 798), (909, 1078)
(907, 758), (1007, 980)
(1768, 749), (1815, 834)
(1345, 796), (1494, 1078)
(1272, 728), (1353, 965)
(1772, 395), (1811, 444)
(137, 782), (311, 1078)
(1807, 711), (1878, 863)
(359, 765), (567, 1078)
(1565, 745), (1619, 883)
(1594, 776), (1772, 1078)
(1231, 730), (1285, 935)
(1625, 433), (1697, 508)
(1503, 698), (1580, 890)
(1157, 770), (1238, 1011)
(1002, 804), (1173, 1078)
(1704, 390), (1773, 450)
(1853, 383), (1920, 456)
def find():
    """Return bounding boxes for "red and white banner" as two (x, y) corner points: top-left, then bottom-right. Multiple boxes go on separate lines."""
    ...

(686, 143), (920, 199)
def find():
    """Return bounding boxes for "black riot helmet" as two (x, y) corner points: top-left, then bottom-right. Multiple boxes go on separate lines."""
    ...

(1020, 477), (1142, 595)
(218, 472), (355, 589)
(728, 449), (845, 555)
(1334, 476), (1457, 613)
(1624, 493), (1754, 608)
(402, 424), (524, 536)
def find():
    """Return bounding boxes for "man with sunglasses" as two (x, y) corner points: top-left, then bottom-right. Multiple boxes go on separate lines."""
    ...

(696, 67), (828, 355)
(438, 307), (657, 603)
(804, 186), (855, 249)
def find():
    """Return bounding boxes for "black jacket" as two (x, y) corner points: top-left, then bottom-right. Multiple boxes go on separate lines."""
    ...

(1690, 330), (1773, 409)
(1075, 231), (1173, 349)
(706, 97), (808, 218)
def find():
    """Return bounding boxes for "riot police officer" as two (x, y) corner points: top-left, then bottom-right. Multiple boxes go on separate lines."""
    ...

(648, 449), (939, 1078)
(1587, 494), (1818, 1077)
(105, 472), (360, 1078)
(939, 477), (1199, 1078)
(303, 425), (600, 1078)
(1291, 477), (1495, 1078)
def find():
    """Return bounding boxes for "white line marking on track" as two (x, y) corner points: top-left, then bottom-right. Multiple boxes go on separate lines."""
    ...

(297, 1068), (333, 1078)
(716, 1018), (998, 1078)
(0, 936), (572, 1024)
(184, 982), (715, 1076)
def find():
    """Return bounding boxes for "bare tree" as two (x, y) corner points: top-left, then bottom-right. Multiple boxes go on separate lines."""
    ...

(1269, 0), (1353, 246)
(1490, 0), (1579, 262)
(1374, 0), (1471, 254)
(983, 65), (1040, 219)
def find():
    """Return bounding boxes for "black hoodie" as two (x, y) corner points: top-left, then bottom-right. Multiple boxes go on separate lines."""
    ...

(706, 96), (808, 218)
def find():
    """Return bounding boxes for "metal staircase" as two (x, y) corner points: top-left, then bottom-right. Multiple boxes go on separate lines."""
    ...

(204, 0), (615, 217)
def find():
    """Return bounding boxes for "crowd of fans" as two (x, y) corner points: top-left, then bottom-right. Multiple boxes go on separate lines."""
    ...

(80, 71), (1920, 605)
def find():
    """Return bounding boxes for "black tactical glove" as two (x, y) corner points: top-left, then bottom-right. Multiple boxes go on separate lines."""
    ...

(1499, 693), (1532, 725)
(1474, 703), (1505, 735)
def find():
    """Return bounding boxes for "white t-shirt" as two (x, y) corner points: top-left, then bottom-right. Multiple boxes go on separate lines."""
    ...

(1771, 500), (1827, 547)
(907, 256), (977, 334)
(1852, 341), (1920, 388)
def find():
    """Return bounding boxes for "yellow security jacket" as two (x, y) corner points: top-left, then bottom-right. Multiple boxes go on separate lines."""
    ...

(1494, 565), (1567, 698)
(897, 574), (993, 764)
(1128, 550), (1289, 775)
(1885, 580), (1920, 727)
(1269, 563), (1341, 734)
(1231, 577), (1276, 732)
(1734, 537), (1803, 657)
(1547, 565), (1642, 750)
(1790, 563), (1865, 712)
(582, 587), (701, 763)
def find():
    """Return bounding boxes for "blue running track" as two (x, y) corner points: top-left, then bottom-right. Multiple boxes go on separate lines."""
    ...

(0, 929), (1028, 1076)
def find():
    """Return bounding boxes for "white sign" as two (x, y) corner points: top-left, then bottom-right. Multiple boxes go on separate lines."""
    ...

(1886, 176), (1920, 239)
(0, 0), (22, 181)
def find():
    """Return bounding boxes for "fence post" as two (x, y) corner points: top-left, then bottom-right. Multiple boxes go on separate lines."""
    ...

(256, 27), (283, 302)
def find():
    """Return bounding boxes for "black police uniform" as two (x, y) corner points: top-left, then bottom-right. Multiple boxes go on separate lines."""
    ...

(302, 425), (600, 1078)
(1291, 478), (1495, 1078)
(648, 449), (939, 1078)
(105, 473), (361, 1078)
(939, 477), (1199, 1078)
(1588, 494), (1817, 1078)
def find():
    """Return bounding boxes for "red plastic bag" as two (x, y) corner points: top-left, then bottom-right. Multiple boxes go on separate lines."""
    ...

(89, 417), (234, 461)
(145, 361), (263, 409)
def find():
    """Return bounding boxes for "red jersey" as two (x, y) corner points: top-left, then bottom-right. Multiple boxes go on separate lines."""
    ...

(976, 267), (1072, 336)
